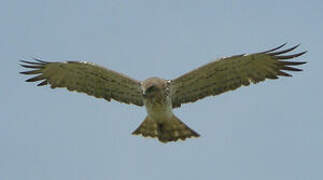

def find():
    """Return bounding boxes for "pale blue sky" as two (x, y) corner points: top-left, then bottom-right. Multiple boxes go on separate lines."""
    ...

(1, 0), (322, 180)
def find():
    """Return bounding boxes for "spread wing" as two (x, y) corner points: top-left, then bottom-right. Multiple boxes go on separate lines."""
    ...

(20, 59), (144, 106)
(170, 43), (306, 108)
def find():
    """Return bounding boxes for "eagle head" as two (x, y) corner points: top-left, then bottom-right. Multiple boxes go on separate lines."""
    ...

(141, 77), (168, 98)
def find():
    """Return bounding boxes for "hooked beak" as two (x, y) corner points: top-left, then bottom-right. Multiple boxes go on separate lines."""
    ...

(142, 91), (147, 98)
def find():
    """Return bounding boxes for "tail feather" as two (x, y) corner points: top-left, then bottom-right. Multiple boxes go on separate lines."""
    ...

(132, 116), (159, 138)
(132, 115), (200, 143)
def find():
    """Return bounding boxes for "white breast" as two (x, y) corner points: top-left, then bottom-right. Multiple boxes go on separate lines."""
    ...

(144, 95), (174, 123)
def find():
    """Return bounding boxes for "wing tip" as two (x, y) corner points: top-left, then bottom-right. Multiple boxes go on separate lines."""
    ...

(20, 58), (48, 85)
(261, 42), (287, 54)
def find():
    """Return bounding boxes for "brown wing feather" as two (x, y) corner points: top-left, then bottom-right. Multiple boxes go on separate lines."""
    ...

(20, 58), (144, 106)
(170, 44), (306, 108)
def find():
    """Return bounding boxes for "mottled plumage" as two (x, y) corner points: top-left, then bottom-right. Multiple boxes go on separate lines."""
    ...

(20, 43), (306, 143)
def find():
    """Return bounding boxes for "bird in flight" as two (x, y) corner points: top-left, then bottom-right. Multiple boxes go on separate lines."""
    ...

(20, 43), (306, 143)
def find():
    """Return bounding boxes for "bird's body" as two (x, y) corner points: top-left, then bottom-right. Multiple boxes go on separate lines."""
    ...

(20, 43), (306, 143)
(143, 87), (173, 123)
(135, 77), (199, 142)
(141, 78), (172, 121)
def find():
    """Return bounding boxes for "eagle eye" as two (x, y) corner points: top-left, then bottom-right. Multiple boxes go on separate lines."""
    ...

(146, 85), (156, 93)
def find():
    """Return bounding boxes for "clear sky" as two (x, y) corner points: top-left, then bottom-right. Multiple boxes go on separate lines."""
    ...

(1, 0), (322, 180)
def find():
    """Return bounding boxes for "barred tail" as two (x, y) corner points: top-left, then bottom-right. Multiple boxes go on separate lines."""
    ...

(132, 115), (200, 143)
